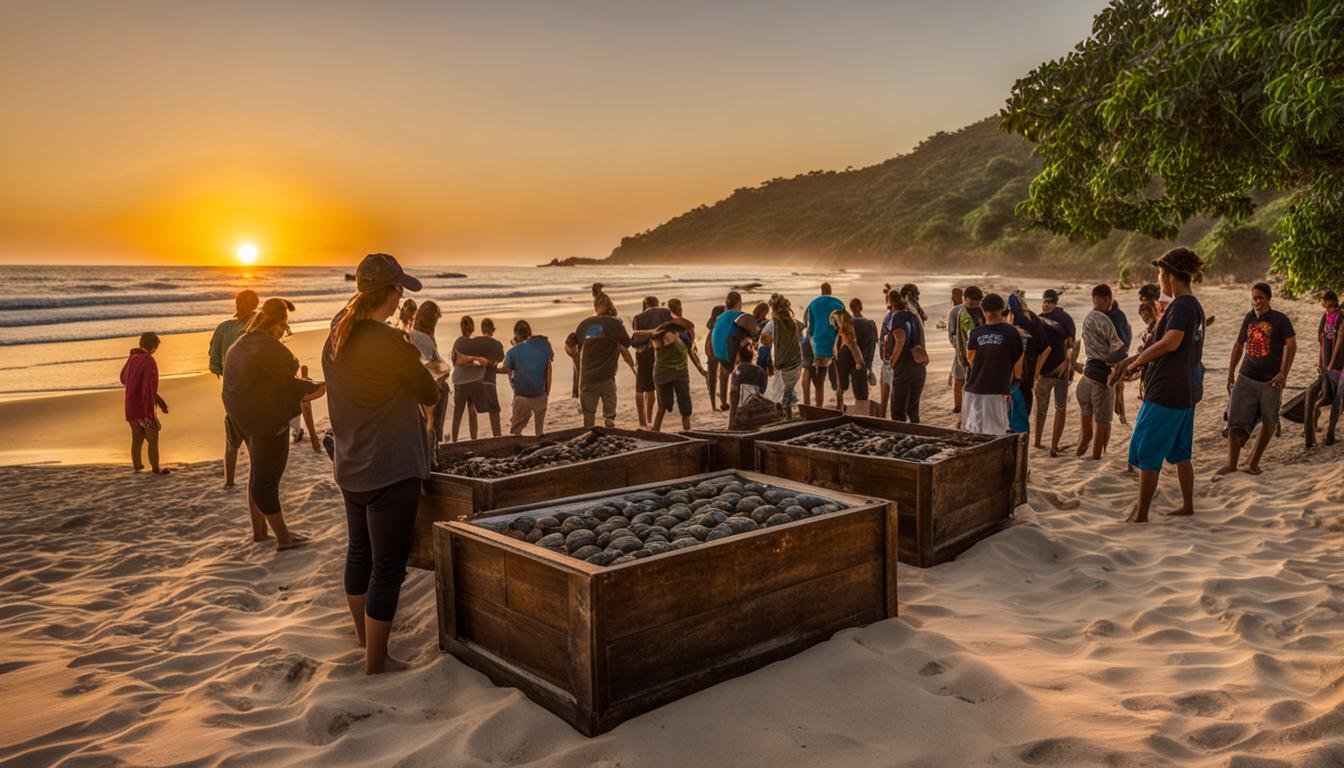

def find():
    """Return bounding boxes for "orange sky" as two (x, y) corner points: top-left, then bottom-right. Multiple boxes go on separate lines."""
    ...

(0, 1), (1107, 266)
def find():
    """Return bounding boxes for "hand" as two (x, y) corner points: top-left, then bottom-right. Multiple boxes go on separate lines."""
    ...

(303, 382), (327, 401)
(1107, 360), (1128, 387)
(159, 402), (169, 414)
(1226, 376), (1236, 393)
(1271, 372), (1286, 390)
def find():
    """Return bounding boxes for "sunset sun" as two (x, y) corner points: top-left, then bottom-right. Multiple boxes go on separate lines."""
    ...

(235, 242), (260, 265)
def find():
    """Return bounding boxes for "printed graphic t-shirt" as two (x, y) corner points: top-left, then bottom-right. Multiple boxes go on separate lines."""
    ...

(1237, 309), (1296, 382)
(965, 322), (1024, 396)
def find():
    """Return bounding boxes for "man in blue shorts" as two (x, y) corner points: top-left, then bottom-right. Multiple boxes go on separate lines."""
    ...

(1109, 247), (1206, 523)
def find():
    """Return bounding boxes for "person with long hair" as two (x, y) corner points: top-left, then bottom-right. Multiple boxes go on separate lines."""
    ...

(396, 298), (417, 333)
(323, 254), (438, 674)
(829, 306), (867, 412)
(408, 301), (451, 443)
(222, 297), (324, 551)
(762, 294), (803, 416)
(120, 332), (170, 474)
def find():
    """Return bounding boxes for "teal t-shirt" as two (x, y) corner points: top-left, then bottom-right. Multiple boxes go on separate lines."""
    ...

(805, 295), (845, 357)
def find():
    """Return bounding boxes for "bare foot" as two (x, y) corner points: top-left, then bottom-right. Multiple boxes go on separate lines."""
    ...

(152, 467), (172, 475)
(1244, 465), (1262, 476)
(224, 481), (236, 489)
(1212, 465), (1236, 480)
(1163, 508), (1194, 517)
(277, 534), (309, 552)
(252, 533), (271, 542)
(1123, 506), (1148, 524)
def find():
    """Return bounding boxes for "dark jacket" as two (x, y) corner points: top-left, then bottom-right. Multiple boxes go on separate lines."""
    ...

(322, 317), (439, 492)
(222, 332), (315, 438)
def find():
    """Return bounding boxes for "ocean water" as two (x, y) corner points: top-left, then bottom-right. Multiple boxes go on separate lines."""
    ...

(0, 263), (855, 396)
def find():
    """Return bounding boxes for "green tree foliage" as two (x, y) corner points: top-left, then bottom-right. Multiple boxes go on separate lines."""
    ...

(1001, 0), (1344, 293)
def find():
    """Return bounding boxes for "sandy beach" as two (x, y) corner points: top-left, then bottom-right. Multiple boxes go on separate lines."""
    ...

(3, 282), (1342, 767)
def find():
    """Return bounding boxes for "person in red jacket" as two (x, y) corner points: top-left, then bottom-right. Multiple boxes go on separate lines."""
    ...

(120, 332), (170, 474)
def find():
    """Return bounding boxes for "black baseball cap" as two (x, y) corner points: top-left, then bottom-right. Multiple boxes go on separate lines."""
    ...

(355, 253), (421, 293)
(1042, 289), (1061, 302)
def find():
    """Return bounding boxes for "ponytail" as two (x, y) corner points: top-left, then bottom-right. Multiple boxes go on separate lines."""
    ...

(328, 285), (397, 361)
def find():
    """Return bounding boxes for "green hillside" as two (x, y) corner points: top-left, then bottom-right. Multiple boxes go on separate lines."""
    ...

(607, 117), (1279, 281)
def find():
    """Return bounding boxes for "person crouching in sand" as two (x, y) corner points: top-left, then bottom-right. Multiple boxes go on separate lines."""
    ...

(121, 332), (170, 474)
(222, 298), (323, 551)
(1217, 282), (1296, 476)
(1109, 248), (1206, 523)
(324, 253), (439, 674)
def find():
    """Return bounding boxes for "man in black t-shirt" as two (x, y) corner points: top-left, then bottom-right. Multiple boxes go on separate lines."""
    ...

(1109, 247), (1206, 523)
(1034, 289), (1076, 454)
(574, 293), (634, 428)
(1218, 282), (1296, 477)
(465, 318), (506, 437)
(632, 296), (673, 428)
(962, 293), (1023, 435)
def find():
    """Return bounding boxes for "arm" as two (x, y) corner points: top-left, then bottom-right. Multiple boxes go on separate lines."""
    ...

(620, 345), (636, 371)
(545, 362), (552, 396)
(887, 328), (907, 365)
(1330, 330), (1344, 371)
(208, 328), (224, 377)
(1110, 329), (1184, 385)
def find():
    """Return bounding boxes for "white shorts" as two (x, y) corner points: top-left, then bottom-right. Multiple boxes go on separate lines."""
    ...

(962, 391), (1009, 435)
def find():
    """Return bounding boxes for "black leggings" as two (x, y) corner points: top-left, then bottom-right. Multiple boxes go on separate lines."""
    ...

(889, 358), (927, 423)
(343, 476), (422, 623)
(245, 428), (289, 516)
(836, 348), (868, 401)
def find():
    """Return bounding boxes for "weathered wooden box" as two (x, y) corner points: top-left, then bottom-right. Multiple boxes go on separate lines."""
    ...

(679, 428), (765, 470)
(433, 470), (898, 735)
(411, 428), (707, 569)
(753, 415), (1025, 567)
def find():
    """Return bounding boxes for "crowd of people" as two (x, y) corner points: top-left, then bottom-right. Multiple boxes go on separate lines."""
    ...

(116, 247), (1343, 674)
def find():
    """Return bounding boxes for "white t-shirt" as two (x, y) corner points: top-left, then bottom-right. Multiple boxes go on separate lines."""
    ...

(408, 330), (444, 367)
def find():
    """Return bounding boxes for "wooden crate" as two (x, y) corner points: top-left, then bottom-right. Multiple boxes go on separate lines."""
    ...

(753, 415), (1025, 567)
(412, 428), (707, 570)
(679, 428), (764, 471)
(433, 470), (898, 736)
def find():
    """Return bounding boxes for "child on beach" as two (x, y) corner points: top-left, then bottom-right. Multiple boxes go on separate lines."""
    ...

(962, 293), (1023, 435)
(1109, 247), (1206, 523)
(120, 332), (170, 474)
(501, 320), (553, 436)
(728, 343), (768, 423)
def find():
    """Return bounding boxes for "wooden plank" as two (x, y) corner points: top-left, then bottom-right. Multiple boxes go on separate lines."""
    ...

(411, 482), (476, 569)
(444, 639), (596, 735)
(452, 536), (507, 605)
(457, 589), (572, 689)
(504, 551), (570, 632)
(603, 560), (885, 702)
(601, 506), (884, 639)
(434, 523), (456, 652)
(882, 502), (899, 618)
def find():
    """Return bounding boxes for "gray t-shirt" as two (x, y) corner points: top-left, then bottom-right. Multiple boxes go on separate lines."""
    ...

(322, 317), (440, 492)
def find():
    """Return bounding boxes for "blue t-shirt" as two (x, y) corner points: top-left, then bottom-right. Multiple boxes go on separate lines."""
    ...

(503, 336), (554, 398)
(805, 295), (845, 357)
(711, 309), (745, 363)
(1143, 294), (1205, 409)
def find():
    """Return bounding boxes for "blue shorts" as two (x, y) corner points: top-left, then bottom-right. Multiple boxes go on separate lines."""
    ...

(1128, 400), (1195, 471)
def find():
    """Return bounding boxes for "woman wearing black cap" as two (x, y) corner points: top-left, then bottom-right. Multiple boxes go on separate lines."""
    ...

(222, 298), (324, 551)
(323, 253), (439, 674)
